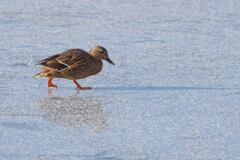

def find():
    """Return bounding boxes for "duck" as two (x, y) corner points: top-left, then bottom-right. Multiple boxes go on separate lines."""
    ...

(35, 46), (115, 89)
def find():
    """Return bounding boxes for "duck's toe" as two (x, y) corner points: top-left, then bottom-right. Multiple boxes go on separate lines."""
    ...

(48, 84), (58, 88)
(76, 86), (92, 90)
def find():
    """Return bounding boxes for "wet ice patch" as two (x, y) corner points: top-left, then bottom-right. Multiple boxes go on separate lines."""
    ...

(37, 96), (106, 131)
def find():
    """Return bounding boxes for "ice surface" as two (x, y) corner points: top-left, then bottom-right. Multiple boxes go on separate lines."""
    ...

(0, 0), (240, 159)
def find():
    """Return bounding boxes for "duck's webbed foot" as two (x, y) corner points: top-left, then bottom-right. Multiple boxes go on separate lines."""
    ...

(48, 77), (58, 88)
(73, 80), (92, 90)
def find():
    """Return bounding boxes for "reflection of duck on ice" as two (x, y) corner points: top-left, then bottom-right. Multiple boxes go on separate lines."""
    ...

(38, 95), (106, 132)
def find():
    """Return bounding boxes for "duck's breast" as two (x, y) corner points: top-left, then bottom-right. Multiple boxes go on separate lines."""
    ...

(88, 59), (103, 76)
(69, 59), (103, 80)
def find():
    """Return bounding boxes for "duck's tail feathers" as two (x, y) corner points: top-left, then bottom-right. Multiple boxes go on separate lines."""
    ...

(33, 72), (48, 78)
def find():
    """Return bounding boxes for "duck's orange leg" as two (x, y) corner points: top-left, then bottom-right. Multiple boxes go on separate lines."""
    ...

(48, 77), (57, 88)
(73, 80), (91, 90)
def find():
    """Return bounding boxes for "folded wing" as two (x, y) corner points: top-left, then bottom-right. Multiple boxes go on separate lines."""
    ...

(37, 49), (90, 71)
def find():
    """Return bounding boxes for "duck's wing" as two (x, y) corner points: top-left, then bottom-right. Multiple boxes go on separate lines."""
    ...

(37, 49), (90, 70)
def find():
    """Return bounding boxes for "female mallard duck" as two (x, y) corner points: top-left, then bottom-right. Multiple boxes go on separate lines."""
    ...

(35, 46), (115, 89)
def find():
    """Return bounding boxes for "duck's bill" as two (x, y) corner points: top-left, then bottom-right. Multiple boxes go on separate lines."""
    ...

(106, 58), (115, 65)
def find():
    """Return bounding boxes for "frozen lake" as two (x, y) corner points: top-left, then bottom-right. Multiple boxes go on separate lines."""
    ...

(0, 0), (240, 159)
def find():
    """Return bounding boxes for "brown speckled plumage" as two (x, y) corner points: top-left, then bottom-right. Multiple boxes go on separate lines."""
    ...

(35, 46), (114, 89)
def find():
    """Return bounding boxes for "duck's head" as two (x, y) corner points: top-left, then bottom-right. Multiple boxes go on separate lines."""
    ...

(89, 46), (115, 65)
